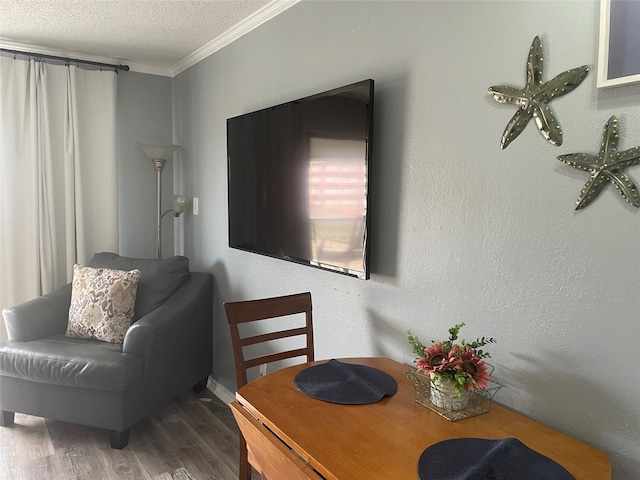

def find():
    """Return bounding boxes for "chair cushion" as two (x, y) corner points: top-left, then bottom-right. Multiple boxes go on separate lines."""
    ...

(66, 264), (141, 344)
(0, 335), (143, 392)
(89, 252), (190, 321)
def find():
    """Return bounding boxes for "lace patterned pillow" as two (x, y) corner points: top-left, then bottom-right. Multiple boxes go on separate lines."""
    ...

(66, 264), (141, 344)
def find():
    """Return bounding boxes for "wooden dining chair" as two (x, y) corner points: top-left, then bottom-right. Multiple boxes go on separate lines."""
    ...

(224, 292), (315, 480)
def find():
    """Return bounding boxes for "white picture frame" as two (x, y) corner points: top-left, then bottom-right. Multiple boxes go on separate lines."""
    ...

(597, 0), (640, 88)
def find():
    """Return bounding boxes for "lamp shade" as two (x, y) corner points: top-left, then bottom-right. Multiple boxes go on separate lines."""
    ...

(173, 195), (188, 215)
(140, 143), (181, 160)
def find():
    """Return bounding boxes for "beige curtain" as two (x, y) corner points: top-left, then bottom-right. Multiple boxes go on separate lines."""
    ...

(0, 57), (118, 340)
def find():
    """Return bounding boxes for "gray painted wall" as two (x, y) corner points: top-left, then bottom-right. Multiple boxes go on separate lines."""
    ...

(117, 71), (176, 259)
(169, 1), (638, 477)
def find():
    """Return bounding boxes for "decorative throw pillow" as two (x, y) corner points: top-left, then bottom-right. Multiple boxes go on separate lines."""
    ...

(66, 264), (141, 344)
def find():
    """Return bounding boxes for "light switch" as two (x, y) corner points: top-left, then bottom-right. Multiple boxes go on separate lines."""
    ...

(193, 197), (199, 216)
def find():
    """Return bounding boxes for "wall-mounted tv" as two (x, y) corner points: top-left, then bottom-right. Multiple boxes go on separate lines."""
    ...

(227, 79), (374, 279)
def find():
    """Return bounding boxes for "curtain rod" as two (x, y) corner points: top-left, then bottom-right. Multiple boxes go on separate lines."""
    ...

(0, 48), (129, 72)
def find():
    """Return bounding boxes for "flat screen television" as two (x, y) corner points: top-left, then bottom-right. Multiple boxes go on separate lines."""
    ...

(227, 79), (374, 279)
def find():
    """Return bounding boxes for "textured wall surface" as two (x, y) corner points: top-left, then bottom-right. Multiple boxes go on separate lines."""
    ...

(170, 1), (639, 477)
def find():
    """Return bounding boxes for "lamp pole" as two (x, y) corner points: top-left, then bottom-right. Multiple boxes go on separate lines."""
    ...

(153, 158), (167, 259)
(139, 144), (182, 259)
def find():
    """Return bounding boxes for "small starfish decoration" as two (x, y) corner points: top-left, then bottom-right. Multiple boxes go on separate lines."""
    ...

(558, 116), (640, 210)
(488, 36), (589, 149)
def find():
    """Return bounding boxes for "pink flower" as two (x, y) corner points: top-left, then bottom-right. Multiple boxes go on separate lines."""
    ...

(415, 343), (450, 375)
(456, 345), (490, 391)
(469, 360), (490, 391)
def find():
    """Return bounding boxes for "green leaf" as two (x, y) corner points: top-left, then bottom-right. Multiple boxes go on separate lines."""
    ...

(407, 330), (427, 357)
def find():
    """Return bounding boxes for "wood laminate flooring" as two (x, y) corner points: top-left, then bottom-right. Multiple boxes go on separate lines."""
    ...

(0, 389), (260, 480)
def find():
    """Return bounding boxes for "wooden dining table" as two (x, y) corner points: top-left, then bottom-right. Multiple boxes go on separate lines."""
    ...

(232, 357), (611, 479)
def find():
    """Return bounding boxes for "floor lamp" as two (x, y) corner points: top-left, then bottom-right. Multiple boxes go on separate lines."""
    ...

(140, 143), (184, 259)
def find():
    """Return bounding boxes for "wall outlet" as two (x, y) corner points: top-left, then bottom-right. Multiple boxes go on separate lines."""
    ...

(259, 364), (267, 377)
(193, 197), (199, 216)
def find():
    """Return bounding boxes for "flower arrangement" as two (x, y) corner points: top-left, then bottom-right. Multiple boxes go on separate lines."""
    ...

(407, 323), (496, 396)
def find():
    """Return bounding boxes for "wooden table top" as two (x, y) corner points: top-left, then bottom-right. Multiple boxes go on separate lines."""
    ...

(236, 357), (610, 480)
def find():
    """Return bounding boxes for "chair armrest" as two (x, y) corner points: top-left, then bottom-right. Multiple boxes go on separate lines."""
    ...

(2, 284), (72, 341)
(123, 272), (213, 408)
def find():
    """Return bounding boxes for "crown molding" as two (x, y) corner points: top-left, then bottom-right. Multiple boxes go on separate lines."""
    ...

(122, 61), (172, 77)
(169, 0), (300, 77)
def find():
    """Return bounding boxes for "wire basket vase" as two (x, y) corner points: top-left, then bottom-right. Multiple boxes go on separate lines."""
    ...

(405, 368), (502, 422)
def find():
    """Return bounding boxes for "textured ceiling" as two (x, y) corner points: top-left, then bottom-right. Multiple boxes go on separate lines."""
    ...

(0, 0), (282, 75)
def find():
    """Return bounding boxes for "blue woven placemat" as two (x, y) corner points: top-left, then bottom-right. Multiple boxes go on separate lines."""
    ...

(294, 359), (398, 404)
(418, 437), (575, 480)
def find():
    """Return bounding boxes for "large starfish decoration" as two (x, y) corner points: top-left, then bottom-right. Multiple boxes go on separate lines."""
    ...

(558, 116), (640, 210)
(488, 36), (589, 149)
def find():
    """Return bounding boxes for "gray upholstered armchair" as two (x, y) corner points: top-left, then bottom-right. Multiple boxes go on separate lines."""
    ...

(0, 253), (213, 449)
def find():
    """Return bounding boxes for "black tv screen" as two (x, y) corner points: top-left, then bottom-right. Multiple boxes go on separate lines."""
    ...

(227, 79), (374, 279)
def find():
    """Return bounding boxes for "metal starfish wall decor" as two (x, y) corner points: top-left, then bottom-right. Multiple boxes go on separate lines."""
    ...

(558, 116), (640, 210)
(488, 36), (589, 149)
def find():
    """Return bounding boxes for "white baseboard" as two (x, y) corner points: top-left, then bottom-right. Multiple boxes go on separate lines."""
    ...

(206, 376), (236, 405)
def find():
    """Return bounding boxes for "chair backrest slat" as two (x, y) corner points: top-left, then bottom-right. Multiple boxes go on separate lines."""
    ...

(243, 348), (311, 371)
(239, 326), (309, 347)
